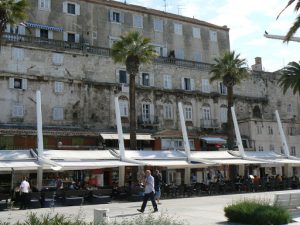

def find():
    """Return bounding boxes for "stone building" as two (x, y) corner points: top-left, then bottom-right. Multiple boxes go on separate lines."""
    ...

(0, 0), (299, 159)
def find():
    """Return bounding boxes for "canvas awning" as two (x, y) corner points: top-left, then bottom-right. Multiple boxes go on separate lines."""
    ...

(26, 21), (64, 32)
(0, 161), (40, 171)
(244, 151), (300, 165)
(136, 159), (208, 168)
(201, 137), (226, 144)
(100, 133), (154, 140)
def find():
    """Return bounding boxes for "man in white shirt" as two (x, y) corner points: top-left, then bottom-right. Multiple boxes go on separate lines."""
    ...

(19, 177), (30, 210)
(137, 170), (158, 213)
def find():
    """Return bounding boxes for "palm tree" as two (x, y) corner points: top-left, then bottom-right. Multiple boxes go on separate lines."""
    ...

(0, 0), (29, 46)
(111, 31), (157, 150)
(209, 51), (248, 150)
(277, 0), (300, 42)
(278, 61), (300, 95)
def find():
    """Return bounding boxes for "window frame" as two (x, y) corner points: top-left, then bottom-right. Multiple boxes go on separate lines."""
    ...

(184, 105), (193, 121)
(119, 100), (128, 117)
(53, 107), (64, 120)
(12, 104), (24, 118)
(164, 104), (173, 120)
(133, 14), (143, 28)
(39, 0), (51, 11)
(192, 27), (201, 39)
(174, 23), (183, 35)
(154, 19), (163, 32)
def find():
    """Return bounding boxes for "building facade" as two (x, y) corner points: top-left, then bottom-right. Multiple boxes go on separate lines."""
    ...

(0, 0), (299, 158)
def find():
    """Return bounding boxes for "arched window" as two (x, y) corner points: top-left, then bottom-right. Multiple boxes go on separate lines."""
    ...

(118, 96), (128, 117)
(253, 105), (262, 118)
(220, 105), (227, 123)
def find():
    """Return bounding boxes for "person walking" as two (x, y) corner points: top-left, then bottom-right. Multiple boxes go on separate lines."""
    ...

(19, 177), (30, 210)
(137, 170), (158, 213)
(153, 170), (162, 204)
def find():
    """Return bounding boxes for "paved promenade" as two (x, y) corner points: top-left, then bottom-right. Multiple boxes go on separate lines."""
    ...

(1, 190), (300, 225)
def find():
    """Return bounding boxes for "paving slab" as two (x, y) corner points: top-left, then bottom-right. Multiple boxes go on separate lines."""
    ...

(0, 190), (300, 225)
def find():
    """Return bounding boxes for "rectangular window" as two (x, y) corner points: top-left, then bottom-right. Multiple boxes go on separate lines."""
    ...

(202, 79), (210, 93)
(109, 10), (123, 23)
(291, 146), (296, 156)
(257, 126), (262, 134)
(12, 105), (24, 118)
(142, 103), (151, 122)
(174, 23), (182, 35)
(67, 33), (75, 42)
(219, 82), (227, 95)
(119, 70), (127, 84)
(53, 107), (64, 120)
(202, 107), (211, 120)
(12, 48), (24, 61)
(67, 3), (76, 14)
(154, 19), (163, 32)
(184, 106), (193, 121)
(209, 30), (217, 42)
(113, 11), (120, 22)
(192, 27), (201, 39)
(175, 48), (184, 59)
(133, 14), (143, 28)
(9, 78), (27, 90)
(52, 53), (64, 65)
(184, 78), (191, 91)
(163, 75), (172, 89)
(268, 126), (273, 135)
(193, 52), (201, 62)
(40, 29), (48, 39)
(164, 104), (173, 120)
(141, 73), (150, 86)
(54, 81), (64, 93)
(119, 100), (128, 117)
(39, 0), (50, 11)
(288, 127), (296, 136)
(258, 146), (264, 151)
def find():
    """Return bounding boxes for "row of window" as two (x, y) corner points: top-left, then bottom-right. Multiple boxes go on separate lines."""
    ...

(256, 125), (297, 136)
(12, 104), (64, 120)
(9, 78), (64, 93)
(116, 69), (227, 94)
(258, 145), (296, 156)
(119, 100), (227, 123)
(38, 0), (218, 41)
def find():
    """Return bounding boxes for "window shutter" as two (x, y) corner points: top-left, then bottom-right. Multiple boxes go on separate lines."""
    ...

(181, 78), (185, 90)
(5, 24), (11, 33)
(63, 32), (68, 41)
(35, 29), (41, 37)
(115, 70), (120, 83)
(168, 75), (172, 89)
(63, 2), (67, 13)
(126, 73), (129, 84)
(9, 78), (14, 89)
(150, 74), (154, 86)
(75, 3), (80, 15)
(120, 12), (125, 23)
(150, 103), (154, 122)
(139, 73), (143, 85)
(109, 10), (114, 21)
(162, 47), (167, 57)
(22, 79), (27, 90)
(18, 26), (25, 35)
(48, 30), (53, 39)
(75, 34), (80, 43)
(190, 79), (195, 90)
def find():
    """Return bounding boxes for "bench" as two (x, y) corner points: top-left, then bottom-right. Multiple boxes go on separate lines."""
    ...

(274, 192), (300, 209)
(64, 190), (86, 206)
(89, 190), (111, 204)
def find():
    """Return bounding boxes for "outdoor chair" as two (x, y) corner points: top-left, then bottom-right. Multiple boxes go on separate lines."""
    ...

(41, 191), (56, 208)
(89, 190), (111, 204)
(63, 190), (85, 206)
(0, 193), (9, 211)
(29, 192), (41, 209)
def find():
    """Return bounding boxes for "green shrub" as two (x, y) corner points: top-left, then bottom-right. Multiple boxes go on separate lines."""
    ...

(0, 212), (187, 225)
(224, 199), (292, 225)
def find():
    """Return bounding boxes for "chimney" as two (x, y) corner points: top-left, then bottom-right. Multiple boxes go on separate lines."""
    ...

(251, 57), (262, 71)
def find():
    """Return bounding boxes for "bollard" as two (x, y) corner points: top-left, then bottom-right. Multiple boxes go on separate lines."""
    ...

(94, 208), (109, 224)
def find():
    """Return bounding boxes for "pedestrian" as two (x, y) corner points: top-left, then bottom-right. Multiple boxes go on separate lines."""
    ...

(19, 177), (30, 210)
(137, 170), (158, 213)
(153, 170), (162, 204)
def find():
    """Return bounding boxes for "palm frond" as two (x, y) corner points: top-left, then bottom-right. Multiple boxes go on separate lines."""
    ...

(277, 0), (296, 19)
(278, 61), (300, 95)
(284, 14), (300, 42)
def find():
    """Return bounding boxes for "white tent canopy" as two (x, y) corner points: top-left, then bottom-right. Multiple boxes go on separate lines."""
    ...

(100, 133), (154, 140)
(0, 150), (40, 171)
(42, 150), (138, 170)
(243, 151), (300, 165)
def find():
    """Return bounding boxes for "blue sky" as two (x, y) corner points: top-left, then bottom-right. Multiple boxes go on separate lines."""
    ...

(116, 0), (299, 72)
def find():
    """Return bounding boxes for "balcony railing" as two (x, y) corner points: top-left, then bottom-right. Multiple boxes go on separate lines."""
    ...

(200, 119), (219, 129)
(137, 115), (159, 126)
(2, 33), (212, 71)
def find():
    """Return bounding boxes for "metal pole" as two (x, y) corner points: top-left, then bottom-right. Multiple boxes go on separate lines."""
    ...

(114, 97), (125, 160)
(231, 107), (245, 157)
(36, 90), (44, 191)
(275, 110), (290, 157)
(178, 102), (191, 162)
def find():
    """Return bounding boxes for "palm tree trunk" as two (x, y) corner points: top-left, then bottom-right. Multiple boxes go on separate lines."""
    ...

(129, 73), (137, 150)
(227, 86), (234, 150)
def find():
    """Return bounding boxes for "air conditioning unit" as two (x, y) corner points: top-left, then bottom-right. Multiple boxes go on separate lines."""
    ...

(121, 83), (129, 93)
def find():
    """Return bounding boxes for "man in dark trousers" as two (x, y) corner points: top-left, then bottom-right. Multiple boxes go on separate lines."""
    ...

(137, 170), (158, 213)
(153, 170), (162, 204)
(19, 177), (30, 210)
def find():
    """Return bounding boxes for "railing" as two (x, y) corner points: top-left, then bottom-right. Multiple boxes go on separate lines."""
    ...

(137, 115), (159, 126)
(2, 32), (212, 71)
(200, 119), (219, 129)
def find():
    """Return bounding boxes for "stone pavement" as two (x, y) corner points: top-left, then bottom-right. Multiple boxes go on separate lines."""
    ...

(1, 190), (300, 225)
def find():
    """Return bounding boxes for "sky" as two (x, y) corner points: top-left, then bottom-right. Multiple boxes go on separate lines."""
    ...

(116, 0), (300, 72)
